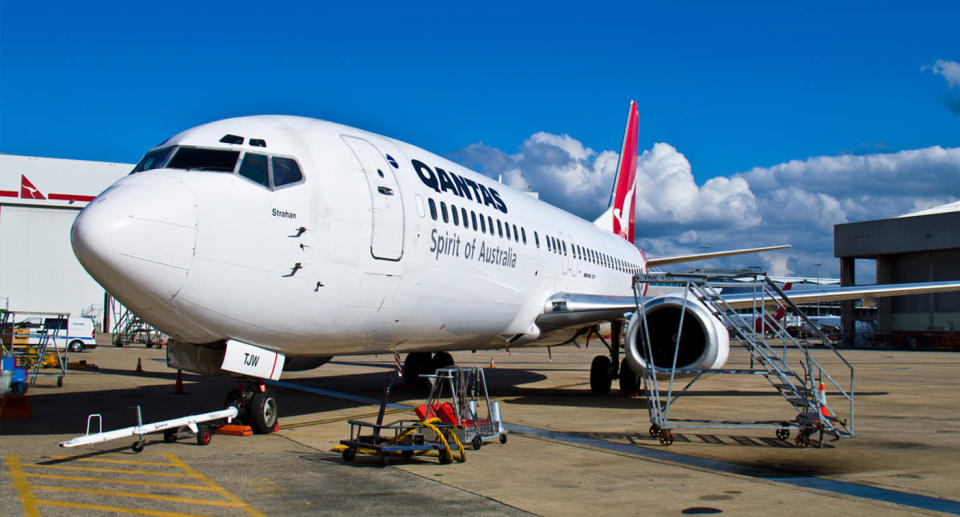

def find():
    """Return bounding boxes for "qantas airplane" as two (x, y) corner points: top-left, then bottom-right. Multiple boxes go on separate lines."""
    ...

(70, 101), (960, 433)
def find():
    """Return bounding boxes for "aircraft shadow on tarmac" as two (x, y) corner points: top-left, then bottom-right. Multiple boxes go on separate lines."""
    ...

(0, 368), (548, 437)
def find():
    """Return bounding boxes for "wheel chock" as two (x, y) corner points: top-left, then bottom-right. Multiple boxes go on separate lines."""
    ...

(215, 424), (253, 436)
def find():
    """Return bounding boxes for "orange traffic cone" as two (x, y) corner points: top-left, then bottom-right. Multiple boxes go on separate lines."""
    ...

(817, 382), (830, 418)
(173, 369), (185, 395)
(136, 358), (143, 373)
(489, 356), (496, 368)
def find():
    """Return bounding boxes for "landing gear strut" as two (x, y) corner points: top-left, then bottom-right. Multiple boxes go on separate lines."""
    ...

(224, 381), (278, 434)
(589, 321), (624, 396)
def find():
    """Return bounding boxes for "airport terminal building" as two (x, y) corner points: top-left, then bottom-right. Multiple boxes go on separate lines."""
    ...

(0, 154), (131, 326)
(835, 202), (960, 349)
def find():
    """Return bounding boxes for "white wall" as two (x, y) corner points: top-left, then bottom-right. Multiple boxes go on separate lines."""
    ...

(0, 154), (132, 325)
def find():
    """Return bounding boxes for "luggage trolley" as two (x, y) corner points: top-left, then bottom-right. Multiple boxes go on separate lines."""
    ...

(418, 367), (507, 449)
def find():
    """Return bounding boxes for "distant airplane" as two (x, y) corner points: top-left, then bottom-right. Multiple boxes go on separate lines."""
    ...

(70, 102), (960, 432)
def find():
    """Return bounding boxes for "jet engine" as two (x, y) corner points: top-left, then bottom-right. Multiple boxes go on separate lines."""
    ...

(624, 293), (729, 375)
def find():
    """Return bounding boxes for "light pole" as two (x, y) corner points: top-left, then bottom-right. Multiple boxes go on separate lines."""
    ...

(815, 262), (822, 316)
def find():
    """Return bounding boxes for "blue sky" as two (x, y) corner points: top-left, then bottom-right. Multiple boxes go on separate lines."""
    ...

(2, 1), (959, 279)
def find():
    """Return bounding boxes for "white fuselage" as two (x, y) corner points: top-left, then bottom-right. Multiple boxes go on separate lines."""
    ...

(72, 116), (646, 358)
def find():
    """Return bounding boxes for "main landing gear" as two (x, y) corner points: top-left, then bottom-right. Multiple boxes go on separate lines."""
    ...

(224, 380), (278, 434)
(402, 351), (455, 386)
(589, 321), (640, 396)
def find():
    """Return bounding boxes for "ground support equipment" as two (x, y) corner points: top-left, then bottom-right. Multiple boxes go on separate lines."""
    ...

(632, 270), (855, 448)
(1, 310), (70, 387)
(59, 405), (239, 452)
(108, 297), (166, 347)
(337, 377), (465, 466)
(419, 366), (507, 449)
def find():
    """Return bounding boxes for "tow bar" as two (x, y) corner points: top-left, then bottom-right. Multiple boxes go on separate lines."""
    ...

(59, 405), (239, 452)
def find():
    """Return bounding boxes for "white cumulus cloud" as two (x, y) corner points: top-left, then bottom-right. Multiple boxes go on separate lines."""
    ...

(931, 59), (960, 88)
(927, 59), (960, 114)
(448, 134), (960, 281)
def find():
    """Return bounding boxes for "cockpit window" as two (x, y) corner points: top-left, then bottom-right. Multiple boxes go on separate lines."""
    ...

(272, 157), (303, 187)
(130, 144), (304, 190)
(132, 147), (174, 173)
(238, 153), (269, 186)
(167, 147), (240, 172)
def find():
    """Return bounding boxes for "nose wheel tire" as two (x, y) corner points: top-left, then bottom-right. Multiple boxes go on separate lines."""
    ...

(249, 390), (278, 434)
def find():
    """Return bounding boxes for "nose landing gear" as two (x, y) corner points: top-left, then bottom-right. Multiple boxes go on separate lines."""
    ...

(224, 381), (279, 434)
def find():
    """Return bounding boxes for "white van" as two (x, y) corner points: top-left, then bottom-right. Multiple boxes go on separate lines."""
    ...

(9, 317), (98, 352)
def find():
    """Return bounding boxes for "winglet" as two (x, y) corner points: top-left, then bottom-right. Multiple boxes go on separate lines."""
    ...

(594, 101), (640, 243)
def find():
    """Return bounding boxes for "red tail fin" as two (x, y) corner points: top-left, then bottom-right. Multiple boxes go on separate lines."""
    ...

(595, 101), (640, 243)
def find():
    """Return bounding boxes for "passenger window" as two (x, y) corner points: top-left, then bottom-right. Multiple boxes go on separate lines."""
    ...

(513, 224), (519, 242)
(441, 202), (449, 223)
(487, 216), (494, 235)
(451, 204), (460, 225)
(562, 241), (567, 255)
(547, 237), (552, 252)
(471, 211), (478, 230)
(521, 227), (527, 244)
(497, 220), (503, 238)
(461, 208), (469, 229)
(272, 157), (303, 187)
(480, 214), (486, 233)
(505, 223), (511, 240)
(428, 198), (438, 220)
(239, 153), (269, 186)
(534, 232), (540, 248)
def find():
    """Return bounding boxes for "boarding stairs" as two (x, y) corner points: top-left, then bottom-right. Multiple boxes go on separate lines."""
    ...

(634, 271), (854, 447)
(110, 299), (164, 348)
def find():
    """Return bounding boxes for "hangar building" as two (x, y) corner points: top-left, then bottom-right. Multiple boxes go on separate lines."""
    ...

(0, 154), (132, 326)
(835, 202), (960, 348)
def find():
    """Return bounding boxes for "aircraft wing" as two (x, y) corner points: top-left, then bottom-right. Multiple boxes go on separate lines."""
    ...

(646, 245), (790, 267)
(720, 280), (960, 310)
(536, 280), (960, 333)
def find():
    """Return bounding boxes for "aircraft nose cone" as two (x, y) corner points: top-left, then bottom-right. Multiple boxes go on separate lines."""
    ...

(71, 175), (198, 308)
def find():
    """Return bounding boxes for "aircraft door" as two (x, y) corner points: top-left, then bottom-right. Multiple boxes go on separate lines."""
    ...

(342, 136), (405, 261)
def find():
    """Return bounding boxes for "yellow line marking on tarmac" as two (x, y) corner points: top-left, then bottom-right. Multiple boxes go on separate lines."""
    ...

(42, 454), (176, 466)
(31, 485), (243, 507)
(6, 456), (40, 517)
(30, 463), (201, 477)
(34, 499), (213, 517)
(165, 454), (265, 517)
(25, 472), (213, 490)
(278, 408), (407, 430)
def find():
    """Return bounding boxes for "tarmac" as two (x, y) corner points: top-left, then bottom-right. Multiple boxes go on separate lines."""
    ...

(2, 339), (960, 516)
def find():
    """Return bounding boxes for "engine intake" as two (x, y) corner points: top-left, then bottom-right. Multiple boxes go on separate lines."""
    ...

(624, 293), (729, 375)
